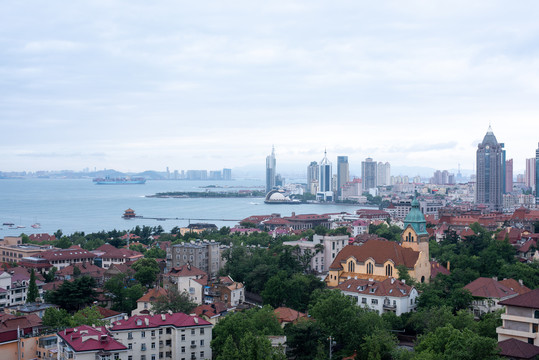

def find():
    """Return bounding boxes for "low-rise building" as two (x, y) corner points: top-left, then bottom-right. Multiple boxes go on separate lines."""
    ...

(93, 244), (144, 269)
(0, 270), (44, 308)
(133, 287), (168, 316)
(464, 277), (525, 318)
(166, 241), (221, 277)
(57, 325), (127, 360)
(38, 246), (96, 270)
(497, 288), (539, 347)
(0, 313), (43, 360)
(0, 237), (53, 264)
(337, 277), (418, 316)
(163, 265), (208, 305)
(109, 312), (212, 360)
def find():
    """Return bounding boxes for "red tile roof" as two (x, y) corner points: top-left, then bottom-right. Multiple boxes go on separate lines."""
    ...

(56, 262), (105, 277)
(329, 240), (420, 270)
(58, 325), (126, 352)
(336, 277), (414, 297)
(95, 244), (144, 260)
(166, 264), (206, 277)
(137, 287), (168, 303)
(499, 288), (539, 308)
(464, 277), (517, 299)
(498, 279), (531, 295)
(110, 312), (210, 331)
(430, 261), (450, 279)
(274, 307), (308, 324)
(28, 233), (56, 242)
(39, 245), (96, 261)
(498, 338), (539, 359)
(96, 307), (122, 319)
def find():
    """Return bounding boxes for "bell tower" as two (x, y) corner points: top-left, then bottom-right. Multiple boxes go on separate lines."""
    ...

(401, 198), (431, 282)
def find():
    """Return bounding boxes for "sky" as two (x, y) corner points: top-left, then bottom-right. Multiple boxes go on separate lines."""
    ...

(1, 1), (539, 177)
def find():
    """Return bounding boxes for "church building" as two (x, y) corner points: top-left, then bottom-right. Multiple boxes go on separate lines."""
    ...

(326, 199), (431, 286)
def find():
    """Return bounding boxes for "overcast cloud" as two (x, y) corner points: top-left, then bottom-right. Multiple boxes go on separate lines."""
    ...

(1, 1), (538, 175)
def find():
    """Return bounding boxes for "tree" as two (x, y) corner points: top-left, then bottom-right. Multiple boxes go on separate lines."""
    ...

(72, 265), (82, 278)
(44, 267), (57, 283)
(45, 275), (97, 312)
(42, 306), (107, 329)
(360, 328), (398, 360)
(313, 225), (328, 235)
(211, 306), (283, 356)
(284, 320), (325, 360)
(151, 288), (196, 314)
(132, 258), (160, 287)
(26, 269), (39, 303)
(104, 273), (144, 313)
(42, 307), (71, 328)
(414, 324), (499, 359)
(145, 247), (166, 259)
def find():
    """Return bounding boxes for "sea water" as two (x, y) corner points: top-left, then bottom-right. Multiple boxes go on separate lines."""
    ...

(0, 178), (367, 238)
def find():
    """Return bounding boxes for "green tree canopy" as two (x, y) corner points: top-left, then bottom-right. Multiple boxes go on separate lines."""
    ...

(26, 269), (39, 303)
(151, 287), (196, 314)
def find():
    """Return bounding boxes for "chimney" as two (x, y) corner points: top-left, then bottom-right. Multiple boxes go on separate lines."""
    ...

(144, 318), (149, 326)
(194, 317), (198, 324)
(446, 261), (450, 271)
(519, 279), (523, 286)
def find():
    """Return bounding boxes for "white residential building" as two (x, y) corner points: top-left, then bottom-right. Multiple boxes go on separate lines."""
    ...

(283, 234), (348, 273)
(110, 312), (213, 360)
(497, 289), (539, 346)
(337, 277), (418, 316)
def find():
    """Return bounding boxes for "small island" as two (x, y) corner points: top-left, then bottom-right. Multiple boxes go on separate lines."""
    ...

(146, 190), (266, 198)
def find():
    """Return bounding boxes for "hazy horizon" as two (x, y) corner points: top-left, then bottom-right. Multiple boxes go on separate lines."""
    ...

(2, 1), (538, 174)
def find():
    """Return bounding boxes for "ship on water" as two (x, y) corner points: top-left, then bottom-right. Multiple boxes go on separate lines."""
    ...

(93, 177), (146, 185)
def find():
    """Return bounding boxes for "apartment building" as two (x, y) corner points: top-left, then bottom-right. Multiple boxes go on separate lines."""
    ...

(0, 236), (52, 264)
(166, 241), (221, 277)
(497, 289), (539, 346)
(109, 312), (212, 360)
(57, 325), (128, 360)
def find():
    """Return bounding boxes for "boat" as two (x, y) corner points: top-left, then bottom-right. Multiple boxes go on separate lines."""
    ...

(31, 223), (41, 229)
(93, 177), (146, 185)
(3, 222), (14, 226)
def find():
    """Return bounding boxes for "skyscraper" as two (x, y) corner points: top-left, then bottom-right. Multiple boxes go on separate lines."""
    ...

(265, 146), (276, 193)
(307, 161), (319, 194)
(476, 126), (504, 211)
(505, 159), (513, 194)
(536, 143), (539, 205)
(319, 150), (332, 193)
(361, 158), (377, 191)
(525, 158), (536, 190)
(377, 162), (390, 186)
(337, 156), (349, 198)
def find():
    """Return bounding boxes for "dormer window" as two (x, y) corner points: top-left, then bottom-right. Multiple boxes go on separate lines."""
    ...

(366, 262), (373, 274)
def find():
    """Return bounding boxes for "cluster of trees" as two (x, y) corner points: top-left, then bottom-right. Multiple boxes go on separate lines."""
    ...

(369, 223), (403, 242)
(42, 305), (107, 329)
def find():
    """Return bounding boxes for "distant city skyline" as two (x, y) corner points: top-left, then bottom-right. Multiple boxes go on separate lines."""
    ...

(2, 2), (539, 173)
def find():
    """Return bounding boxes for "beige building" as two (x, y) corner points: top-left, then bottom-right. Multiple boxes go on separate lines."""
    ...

(0, 237), (52, 264)
(497, 289), (539, 346)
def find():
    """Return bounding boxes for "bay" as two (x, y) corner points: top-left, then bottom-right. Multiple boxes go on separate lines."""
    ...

(0, 178), (367, 238)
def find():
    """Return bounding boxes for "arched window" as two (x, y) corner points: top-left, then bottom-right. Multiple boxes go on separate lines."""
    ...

(385, 264), (392, 277)
(348, 261), (355, 273)
(421, 276), (425, 283)
(367, 262), (373, 274)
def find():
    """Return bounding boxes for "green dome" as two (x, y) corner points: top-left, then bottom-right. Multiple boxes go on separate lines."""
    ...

(404, 199), (428, 235)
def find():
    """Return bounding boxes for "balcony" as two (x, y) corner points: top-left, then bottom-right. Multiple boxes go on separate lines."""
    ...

(383, 302), (396, 310)
(496, 326), (536, 340)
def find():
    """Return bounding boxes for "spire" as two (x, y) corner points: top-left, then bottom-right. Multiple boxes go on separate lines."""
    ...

(272, 145), (275, 156)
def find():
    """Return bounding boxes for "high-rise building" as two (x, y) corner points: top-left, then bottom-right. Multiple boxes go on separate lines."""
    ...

(476, 126), (505, 211)
(536, 144), (539, 205)
(505, 159), (513, 194)
(222, 168), (232, 180)
(361, 158), (377, 191)
(337, 156), (349, 198)
(266, 146), (276, 193)
(319, 150), (332, 192)
(525, 158), (536, 189)
(376, 162), (390, 186)
(307, 161), (319, 194)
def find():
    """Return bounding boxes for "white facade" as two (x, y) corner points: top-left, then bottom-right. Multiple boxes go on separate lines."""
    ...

(111, 317), (212, 360)
(0, 271), (44, 308)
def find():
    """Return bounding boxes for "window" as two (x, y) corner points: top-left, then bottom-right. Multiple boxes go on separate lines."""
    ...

(533, 324), (538, 334)
(332, 242), (335, 250)
(114, 354), (120, 360)
(166, 328), (172, 334)
(200, 328), (204, 335)
(371, 299), (378, 304)
(159, 329), (163, 335)
(141, 344), (146, 351)
(166, 340), (172, 346)
(348, 261), (355, 273)
(128, 357), (133, 360)
(181, 334), (185, 341)
(366, 262), (373, 274)
(535, 310), (539, 319)
(181, 346), (185, 353)
(151, 342), (156, 349)
(151, 355), (156, 360)
(128, 343), (133, 350)
(151, 330), (155, 337)
(191, 329), (195, 335)
(142, 331), (146, 338)
(128, 332), (133, 340)
(361, 298), (367, 304)
(141, 356), (146, 360)
(385, 264), (392, 277)
(200, 351), (204, 358)
(200, 339), (204, 346)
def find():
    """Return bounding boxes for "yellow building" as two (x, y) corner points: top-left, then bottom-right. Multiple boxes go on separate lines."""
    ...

(327, 199), (431, 286)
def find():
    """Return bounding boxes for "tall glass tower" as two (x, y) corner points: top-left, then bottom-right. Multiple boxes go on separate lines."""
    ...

(337, 156), (349, 198)
(265, 146), (276, 193)
(476, 126), (504, 211)
(536, 143), (539, 205)
(319, 150), (332, 192)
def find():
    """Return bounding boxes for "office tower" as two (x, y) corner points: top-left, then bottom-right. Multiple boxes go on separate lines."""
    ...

(266, 146), (276, 193)
(476, 126), (504, 211)
(505, 159), (513, 194)
(536, 144), (539, 205)
(319, 150), (332, 192)
(337, 156), (349, 198)
(209, 170), (222, 180)
(361, 158), (377, 191)
(525, 158), (536, 189)
(222, 168), (232, 180)
(307, 161), (319, 194)
(376, 162), (390, 186)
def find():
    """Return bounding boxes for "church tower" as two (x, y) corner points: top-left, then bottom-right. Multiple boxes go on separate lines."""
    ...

(401, 199), (431, 282)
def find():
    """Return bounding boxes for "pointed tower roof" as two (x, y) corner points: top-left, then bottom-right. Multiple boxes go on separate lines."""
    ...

(404, 198), (428, 235)
(481, 125), (499, 146)
(320, 149), (330, 165)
